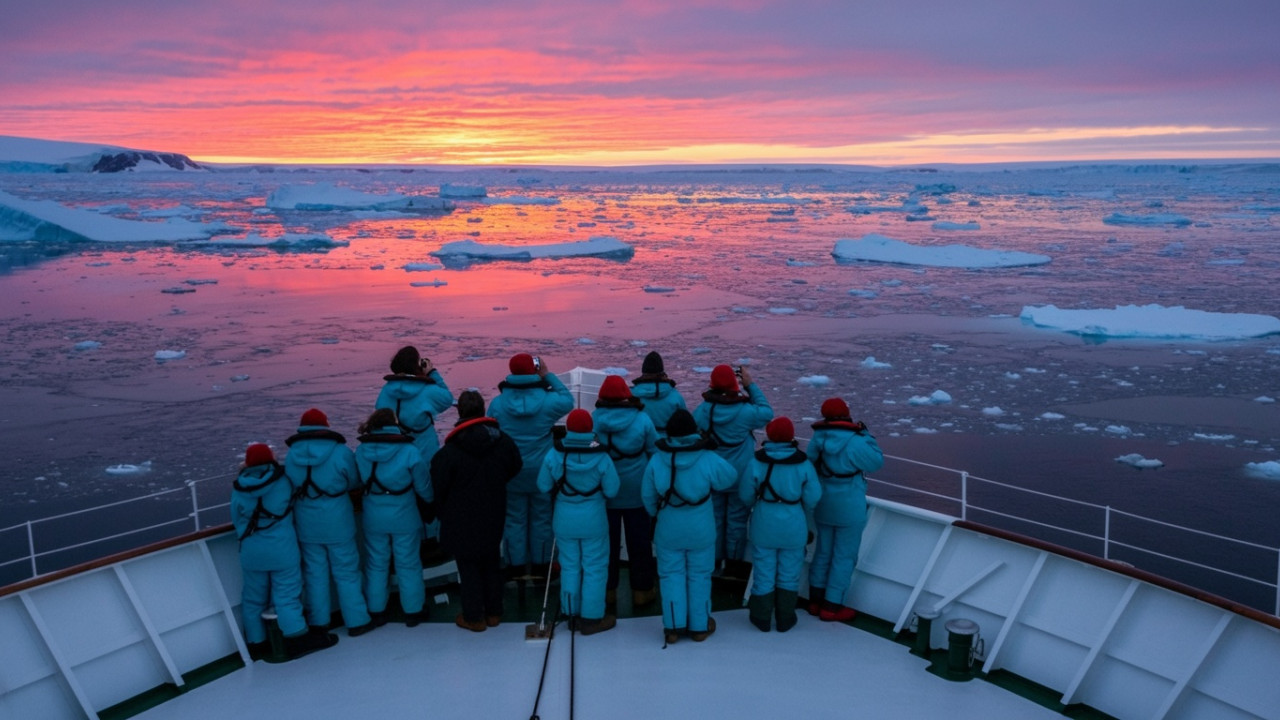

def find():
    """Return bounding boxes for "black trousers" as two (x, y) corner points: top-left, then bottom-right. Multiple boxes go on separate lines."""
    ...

(455, 554), (505, 622)
(607, 507), (656, 592)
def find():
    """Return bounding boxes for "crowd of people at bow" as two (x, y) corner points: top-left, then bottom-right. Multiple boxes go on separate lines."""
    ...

(231, 346), (883, 660)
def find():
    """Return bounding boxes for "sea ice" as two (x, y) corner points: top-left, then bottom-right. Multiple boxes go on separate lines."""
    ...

(430, 236), (634, 266)
(439, 184), (487, 199)
(982, 407), (1005, 416)
(1020, 304), (1280, 340)
(0, 190), (219, 243)
(106, 461), (153, 475)
(404, 262), (444, 272)
(1039, 412), (1066, 420)
(1116, 454), (1164, 469)
(798, 375), (829, 386)
(908, 390), (952, 406)
(73, 340), (102, 351)
(931, 221), (980, 231)
(1255, 396), (1276, 404)
(154, 350), (186, 362)
(267, 183), (451, 212)
(1103, 212), (1192, 227)
(480, 195), (560, 206)
(410, 279), (448, 287)
(832, 234), (1050, 268)
(1105, 425), (1132, 435)
(1244, 461), (1280, 480)
(861, 356), (892, 369)
(193, 232), (348, 250)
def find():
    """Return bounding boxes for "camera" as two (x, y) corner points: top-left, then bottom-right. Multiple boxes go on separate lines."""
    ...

(533, 356), (542, 371)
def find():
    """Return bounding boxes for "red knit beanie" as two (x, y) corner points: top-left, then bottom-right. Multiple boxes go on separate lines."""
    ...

(245, 443), (275, 467)
(300, 408), (329, 427)
(766, 417), (795, 443)
(566, 408), (593, 434)
(599, 375), (632, 401)
(710, 364), (739, 393)
(821, 397), (851, 420)
(510, 353), (537, 375)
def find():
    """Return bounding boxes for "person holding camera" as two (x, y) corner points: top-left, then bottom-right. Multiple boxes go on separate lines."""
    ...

(376, 345), (455, 465)
(692, 364), (773, 580)
(488, 353), (575, 580)
(806, 397), (884, 622)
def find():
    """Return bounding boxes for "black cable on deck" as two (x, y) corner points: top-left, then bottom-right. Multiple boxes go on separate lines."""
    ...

(528, 609), (560, 720)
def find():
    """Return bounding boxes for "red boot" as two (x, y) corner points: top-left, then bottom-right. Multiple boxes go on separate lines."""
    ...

(819, 601), (856, 623)
(806, 587), (825, 617)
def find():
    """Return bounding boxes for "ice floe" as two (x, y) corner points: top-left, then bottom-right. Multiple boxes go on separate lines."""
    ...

(0, 189), (220, 243)
(908, 390), (952, 406)
(439, 184), (487, 199)
(74, 340), (102, 351)
(404, 262), (444, 272)
(193, 232), (348, 250)
(931, 221), (980, 231)
(832, 234), (1050, 268)
(154, 350), (186, 362)
(480, 195), (560, 206)
(1244, 461), (1280, 480)
(267, 183), (451, 212)
(1103, 212), (1192, 227)
(1116, 454), (1164, 469)
(860, 356), (892, 369)
(1020, 304), (1280, 340)
(982, 407), (1005, 416)
(106, 461), (153, 475)
(798, 375), (830, 386)
(430, 236), (634, 267)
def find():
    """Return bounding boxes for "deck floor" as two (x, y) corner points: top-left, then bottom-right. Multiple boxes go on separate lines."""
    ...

(136, 608), (1065, 720)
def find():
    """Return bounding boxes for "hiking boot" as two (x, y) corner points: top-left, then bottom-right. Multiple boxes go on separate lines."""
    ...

(455, 614), (487, 632)
(577, 615), (617, 636)
(246, 641), (270, 661)
(283, 628), (338, 661)
(689, 617), (717, 642)
(368, 610), (390, 628)
(748, 593), (774, 632)
(632, 587), (657, 606)
(664, 628), (681, 644)
(819, 601), (856, 623)
(486, 615), (502, 627)
(404, 608), (429, 627)
(775, 589), (799, 633)
(806, 587), (825, 617)
(347, 621), (377, 637)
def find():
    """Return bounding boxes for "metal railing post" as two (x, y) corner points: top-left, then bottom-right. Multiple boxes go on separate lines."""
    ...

(1275, 549), (1279, 618)
(26, 520), (38, 578)
(189, 481), (201, 531)
(960, 471), (969, 521)
(1104, 506), (1112, 561)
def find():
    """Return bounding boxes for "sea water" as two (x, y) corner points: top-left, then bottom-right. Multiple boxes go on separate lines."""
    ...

(2, 163), (1279, 606)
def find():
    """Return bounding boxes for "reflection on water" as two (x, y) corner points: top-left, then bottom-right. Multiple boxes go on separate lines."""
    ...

(2, 165), (1279, 606)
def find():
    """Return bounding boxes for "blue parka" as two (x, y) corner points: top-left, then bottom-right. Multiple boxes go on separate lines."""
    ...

(740, 441), (822, 549)
(285, 426), (360, 544)
(641, 435), (738, 550)
(487, 373), (575, 494)
(630, 376), (687, 438)
(356, 428), (431, 535)
(231, 462), (299, 571)
(536, 432), (620, 539)
(592, 402), (657, 509)
(808, 421), (884, 527)
(375, 369), (454, 462)
(693, 383), (773, 483)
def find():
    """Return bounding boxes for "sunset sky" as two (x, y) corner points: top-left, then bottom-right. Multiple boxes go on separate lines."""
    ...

(2, 0), (1277, 166)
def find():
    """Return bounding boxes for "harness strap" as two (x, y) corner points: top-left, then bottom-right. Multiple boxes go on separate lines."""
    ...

(298, 464), (349, 499)
(363, 460), (414, 496)
(706, 405), (744, 448)
(655, 453), (711, 515)
(395, 399), (435, 435)
(238, 496), (293, 541)
(602, 431), (646, 460)
(814, 451), (864, 480)
(755, 463), (801, 505)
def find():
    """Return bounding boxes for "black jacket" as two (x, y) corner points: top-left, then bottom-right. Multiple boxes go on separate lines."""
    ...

(430, 418), (522, 559)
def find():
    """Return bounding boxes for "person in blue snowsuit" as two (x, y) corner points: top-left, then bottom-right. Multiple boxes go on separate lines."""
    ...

(692, 364), (773, 574)
(232, 443), (336, 660)
(641, 410), (738, 644)
(537, 409), (620, 634)
(356, 408), (432, 625)
(592, 375), (659, 608)
(487, 353), (574, 577)
(375, 345), (455, 464)
(739, 417), (822, 632)
(806, 397), (884, 622)
(284, 408), (374, 637)
(630, 351), (686, 440)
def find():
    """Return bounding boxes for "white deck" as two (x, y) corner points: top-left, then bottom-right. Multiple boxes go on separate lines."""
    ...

(134, 611), (1063, 720)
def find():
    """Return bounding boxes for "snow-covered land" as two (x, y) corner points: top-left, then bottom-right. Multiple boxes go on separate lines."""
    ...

(832, 234), (1051, 268)
(0, 135), (202, 173)
(430, 236), (635, 266)
(1020, 304), (1280, 340)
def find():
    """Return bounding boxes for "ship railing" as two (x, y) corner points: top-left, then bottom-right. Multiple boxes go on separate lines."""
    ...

(3, 366), (1278, 616)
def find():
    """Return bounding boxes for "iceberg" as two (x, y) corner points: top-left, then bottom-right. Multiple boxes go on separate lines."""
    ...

(439, 183), (487, 199)
(832, 234), (1050, 268)
(267, 183), (452, 212)
(191, 232), (348, 250)
(0, 190), (219, 243)
(430, 236), (634, 267)
(1020, 304), (1280, 340)
(1116, 454), (1164, 469)
(1244, 461), (1280, 480)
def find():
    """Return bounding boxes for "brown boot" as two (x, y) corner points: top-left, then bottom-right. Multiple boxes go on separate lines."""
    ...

(485, 615), (502, 627)
(632, 587), (657, 606)
(455, 613), (486, 632)
(689, 616), (717, 642)
(577, 615), (617, 636)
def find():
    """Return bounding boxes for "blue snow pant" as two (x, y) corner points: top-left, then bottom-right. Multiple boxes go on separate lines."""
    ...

(301, 539), (370, 629)
(558, 535), (609, 620)
(809, 523), (864, 604)
(750, 546), (805, 596)
(241, 566), (307, 644)
(607, 507), (656, 592)
(364, 528), (425, 615)
(656, 544), (715, 633)
(712, 490), (751, 562)
(505, 490), (554, 567)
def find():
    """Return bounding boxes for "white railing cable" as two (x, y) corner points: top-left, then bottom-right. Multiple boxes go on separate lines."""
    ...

(1107, 539), (1280, 589)
(1108, 507), (1279, 553)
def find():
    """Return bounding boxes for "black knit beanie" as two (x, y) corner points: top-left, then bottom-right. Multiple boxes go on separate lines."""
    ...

(642, 351), (665, 375)
(665, 409), (698, 438)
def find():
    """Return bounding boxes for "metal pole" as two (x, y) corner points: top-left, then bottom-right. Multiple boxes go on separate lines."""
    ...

(26, 520), (37, 578)
(1104, 506), (1112, 561)
(189, 481), (200, 531)
(1274, 548), (1279, 618)
(960, 471), (968, 521)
